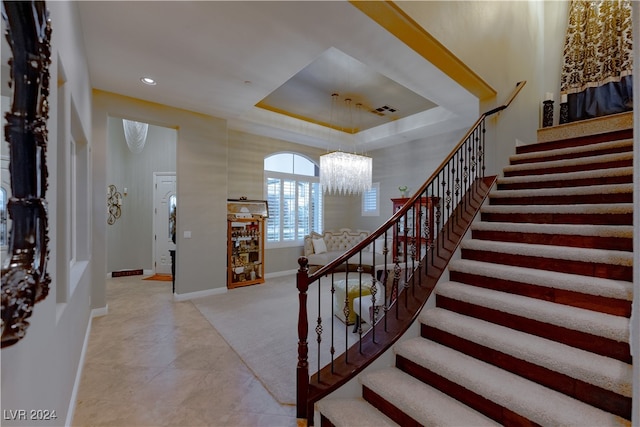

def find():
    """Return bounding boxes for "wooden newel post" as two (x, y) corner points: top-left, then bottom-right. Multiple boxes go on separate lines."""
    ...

(296, 256), (310, 422)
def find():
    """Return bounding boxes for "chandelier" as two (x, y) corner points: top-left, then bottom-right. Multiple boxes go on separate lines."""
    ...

(319, 94), (372, 195)
(122, 119), (148, 153)
(320, 151), (372, 195)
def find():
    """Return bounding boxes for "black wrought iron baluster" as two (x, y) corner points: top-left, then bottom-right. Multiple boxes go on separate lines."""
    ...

(356, 255), (365, 349)
(392, 260), (401, 318)
(480, 120), (486, 178)
(342, 263), (350, 363)
(316, 276), (324, 375)
(383, 230), (391, 332)
(329, 275), (336, 373)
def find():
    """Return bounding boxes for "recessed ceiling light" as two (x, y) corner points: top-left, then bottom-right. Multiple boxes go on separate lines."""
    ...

(140, 77), (156, 86)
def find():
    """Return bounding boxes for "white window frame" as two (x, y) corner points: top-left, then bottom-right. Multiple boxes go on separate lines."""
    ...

(362, 182), (380, 216)
(264, 153), (323, 248)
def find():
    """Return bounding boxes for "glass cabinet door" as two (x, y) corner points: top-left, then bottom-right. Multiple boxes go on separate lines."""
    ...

(228, 218), (265, 288)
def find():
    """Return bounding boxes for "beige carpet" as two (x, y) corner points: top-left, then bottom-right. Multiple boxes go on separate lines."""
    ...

(192, 273), (362, 405)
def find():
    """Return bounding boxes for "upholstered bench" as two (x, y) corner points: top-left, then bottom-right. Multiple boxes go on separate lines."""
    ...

(303, 229), (370, 268)
(333, 278), (374, 325)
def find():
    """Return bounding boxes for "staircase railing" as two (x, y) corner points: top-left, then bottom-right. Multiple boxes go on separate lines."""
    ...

(296, 81), (526, 425)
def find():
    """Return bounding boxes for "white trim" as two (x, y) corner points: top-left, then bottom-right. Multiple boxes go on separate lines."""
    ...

(91, 305), (108, 318)
(264, 269), (297, 279)
(65, 312), (93, 427)
(362, 182), (380, 217)
(173, 287), (227, 301)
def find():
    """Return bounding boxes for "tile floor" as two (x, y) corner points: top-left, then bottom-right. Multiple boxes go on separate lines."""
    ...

(72, 276), (297, 426)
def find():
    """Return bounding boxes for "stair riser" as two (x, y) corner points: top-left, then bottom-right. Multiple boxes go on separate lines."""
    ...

(361, 386), (422, 427)
(395, 355), (541, 427)
(449, 270), (632, 317)
(510, 145), (632, 165)
(470, 229), (633, 252)
(436, 295), (631, 363)
(420, 325), (632, 419)
(461, 248), (632, 281)
(516, 129), (633, 155)
(489, 193), (632, 205)
(504, 159), (633, 177)
(497, 174), (633, 190)
(480, 211), (633, 225)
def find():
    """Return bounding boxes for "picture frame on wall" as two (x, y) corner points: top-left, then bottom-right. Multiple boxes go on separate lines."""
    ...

(227, 199), (269, 219)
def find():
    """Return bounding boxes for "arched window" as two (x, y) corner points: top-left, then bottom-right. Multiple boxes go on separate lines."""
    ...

(264, 153), (323, 246)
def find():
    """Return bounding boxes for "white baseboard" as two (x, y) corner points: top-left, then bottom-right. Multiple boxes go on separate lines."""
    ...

(91, 305), (108, 318)
(65, 311), (93, 427)
(174, 287), (227, 301)
(264, 269), (297, 279)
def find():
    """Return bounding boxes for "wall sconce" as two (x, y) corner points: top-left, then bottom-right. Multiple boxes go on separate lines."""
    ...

(107, 184), (123, 225)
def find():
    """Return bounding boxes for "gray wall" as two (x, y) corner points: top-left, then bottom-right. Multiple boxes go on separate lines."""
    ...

(227, 130), (356, 273)
(106, 118), (176, 272)
(92, 91), (229, 302)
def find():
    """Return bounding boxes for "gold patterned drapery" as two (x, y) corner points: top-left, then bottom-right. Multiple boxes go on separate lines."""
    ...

(560, 0), (633, 121)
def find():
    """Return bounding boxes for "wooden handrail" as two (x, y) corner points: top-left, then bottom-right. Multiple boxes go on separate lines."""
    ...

(309, 82), (526, 283)
(297, 81), (526, 425)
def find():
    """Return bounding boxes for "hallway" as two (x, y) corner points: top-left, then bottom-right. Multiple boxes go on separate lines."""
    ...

(73, 277), (297, 426)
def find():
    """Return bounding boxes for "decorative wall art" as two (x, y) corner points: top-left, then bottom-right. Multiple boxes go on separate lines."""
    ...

(107, 184), (123, 225)
(1, 1), (53, 348)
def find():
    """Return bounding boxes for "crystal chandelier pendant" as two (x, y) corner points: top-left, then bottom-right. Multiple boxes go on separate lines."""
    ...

(320, 150), (372, 195)
(123, 119), (149, 153)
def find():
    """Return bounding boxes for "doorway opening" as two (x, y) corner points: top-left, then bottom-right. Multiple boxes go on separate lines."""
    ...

(106, 117), (177, 285)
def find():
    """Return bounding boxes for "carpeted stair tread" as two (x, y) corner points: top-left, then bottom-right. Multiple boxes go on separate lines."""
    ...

(448, 259), (633, 300)
(481, 202), (633, 215)
(461, 239), (633, 267)
(509, 138), (632, 163)
(394, 339), (630, 427)
(419, 308), (632, 397)
(316, 397), (399, 427)
(503, 151), (632, 174)
(436, 281), (629, 343)
(497, 166), (634, 185)
(359, 368), (500, 426)
(489, 182), (633, 199)
(471, 221), (633, 239)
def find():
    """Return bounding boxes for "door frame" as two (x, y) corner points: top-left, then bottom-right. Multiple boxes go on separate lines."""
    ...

(152, 171), (176, 275)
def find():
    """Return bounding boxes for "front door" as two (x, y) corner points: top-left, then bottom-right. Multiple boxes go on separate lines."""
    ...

(153, 173), (176, 275)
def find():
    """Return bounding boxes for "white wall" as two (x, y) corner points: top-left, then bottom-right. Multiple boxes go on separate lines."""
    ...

(396, 1), (567, 176)
(1, 2), (93, 426)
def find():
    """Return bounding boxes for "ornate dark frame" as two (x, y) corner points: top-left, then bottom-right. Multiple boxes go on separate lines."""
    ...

(1, 1), (52, 348)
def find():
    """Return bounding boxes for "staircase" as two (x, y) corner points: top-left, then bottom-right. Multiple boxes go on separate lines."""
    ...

(317, 125), (634, 426)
